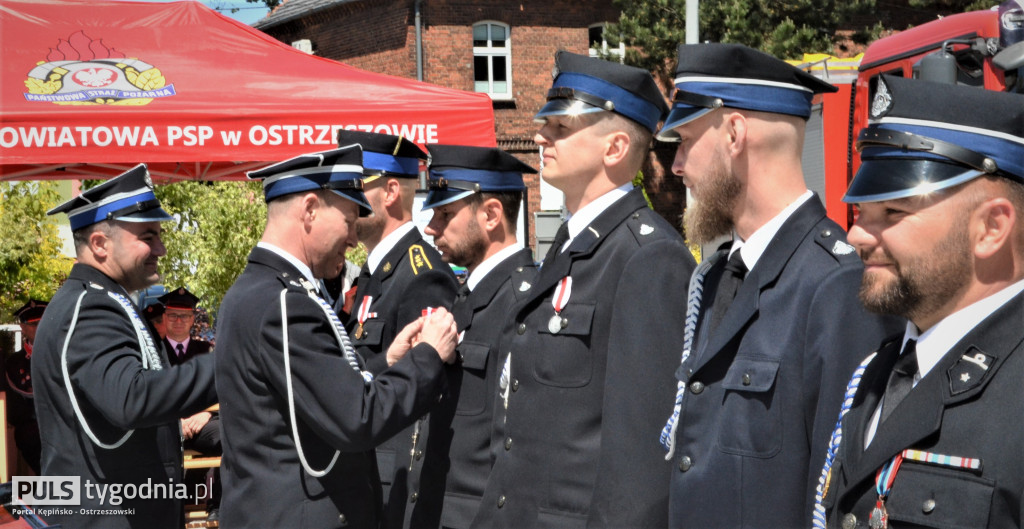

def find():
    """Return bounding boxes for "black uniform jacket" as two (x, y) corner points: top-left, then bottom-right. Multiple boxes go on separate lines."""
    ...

(163, 338), (212, 366)
(344, 227), (458, 527)
(475, 188), (696, 528)
(824, 291), (1024, 529)
(32, 263), (217, 529)
(668, 197), (901, 529)
(410, 248), (538, 529)
(216, 247), (448, 529)
(346, 227), (458, 373)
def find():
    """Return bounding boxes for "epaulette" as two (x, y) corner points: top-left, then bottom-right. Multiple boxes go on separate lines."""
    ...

(274, 271), (316, 295)
(510, 263), (538, 301)
(813, 226), (858, 262)
(626, 209), (668, 245)
(407, 244), (434, 275)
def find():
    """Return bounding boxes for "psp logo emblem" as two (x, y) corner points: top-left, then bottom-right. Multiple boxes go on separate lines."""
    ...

(13, 476), (81, 505)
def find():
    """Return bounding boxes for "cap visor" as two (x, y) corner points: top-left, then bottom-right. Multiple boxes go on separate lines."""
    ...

(116, 207), (174, 223)
(656, 106), (717, 141)
(843, 159), (982, 203)
(330, 189), (374, 217)
(422, 188), (476, 210)
(534, 99), (606, 122)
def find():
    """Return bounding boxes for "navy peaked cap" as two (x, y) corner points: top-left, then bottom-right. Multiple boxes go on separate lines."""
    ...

(247, 145), (372, 215)
(844, 75), (1024, 203)
(535, 51), (669, 133)
(143, 302), (165, 320)
(14, 299), (48, 323)
(47, 164), (173, 231)
(158, 286), (200, 310)
(658, 43), (837, 140)
(336, 130), (427, 180)
(423, 145), (535, 209)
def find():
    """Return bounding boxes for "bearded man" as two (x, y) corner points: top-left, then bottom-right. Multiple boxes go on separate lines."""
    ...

(816, 75), (1024, 529)
(656, 43), (900, 529)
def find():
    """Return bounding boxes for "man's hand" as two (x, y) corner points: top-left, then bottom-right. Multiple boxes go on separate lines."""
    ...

(386, 317), (423, 367)
(384, 308), (459, 366)
(181, 411), (212, 439)
(417, 308), (458, 364)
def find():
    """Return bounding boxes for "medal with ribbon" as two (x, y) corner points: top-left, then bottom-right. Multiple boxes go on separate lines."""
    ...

(355, 295), (376, 339)
(869, 452), (904, 529)
(548, 276), (572, 334)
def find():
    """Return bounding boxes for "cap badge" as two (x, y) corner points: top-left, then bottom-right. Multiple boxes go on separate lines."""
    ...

(870, 78), (894, 119)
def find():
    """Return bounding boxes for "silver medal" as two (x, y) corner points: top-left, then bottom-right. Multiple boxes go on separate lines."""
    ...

(548, 314), (563, 334)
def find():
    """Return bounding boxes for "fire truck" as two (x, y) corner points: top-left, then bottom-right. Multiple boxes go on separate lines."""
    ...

(796, 0), (1024, 228)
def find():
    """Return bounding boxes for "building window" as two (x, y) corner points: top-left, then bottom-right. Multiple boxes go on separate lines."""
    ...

(589, 24), (624, 62)
(473, 21), (511, 99)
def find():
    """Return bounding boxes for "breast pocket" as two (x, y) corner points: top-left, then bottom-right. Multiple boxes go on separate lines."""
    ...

(717, 357), (781, 458)
(455, 341), (492, 416)
(352, 319), (385, 348)
(533, 303), (595, 388)
(886, 462), (993, 529)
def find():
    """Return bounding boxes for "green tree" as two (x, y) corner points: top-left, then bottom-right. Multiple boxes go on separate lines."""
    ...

(606, 0), (877, 89)
(154, 181), (267, 316)
(0, 181), (73, 320)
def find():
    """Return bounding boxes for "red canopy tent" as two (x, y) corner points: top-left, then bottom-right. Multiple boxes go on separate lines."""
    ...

(0, 0), (496, 182)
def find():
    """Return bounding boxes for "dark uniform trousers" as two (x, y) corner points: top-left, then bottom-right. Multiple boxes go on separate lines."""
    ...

(409, 248), (538, 529)
(32, 264), (217, 529)
(668, 197), (902, 529)
(344, 228), (458, 528)
(823, 291), (1024, 529)
(475, 188), (696, 528)
(216, 247), (448, 529)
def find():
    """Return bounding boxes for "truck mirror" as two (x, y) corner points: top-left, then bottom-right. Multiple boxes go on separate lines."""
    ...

(993, 41), (1024, 71)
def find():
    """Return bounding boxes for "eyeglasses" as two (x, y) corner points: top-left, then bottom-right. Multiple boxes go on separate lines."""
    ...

(165, 313), (195, 322)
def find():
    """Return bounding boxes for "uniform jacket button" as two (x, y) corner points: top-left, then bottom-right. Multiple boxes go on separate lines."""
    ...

(338, 513), (347, 525)
(821, 228), (832, 238)
(517, 323), (526, 335)
(741, 373), (752, 386)
(414, 450), (423, 460)
(678, 455), (692, 472)
(511, 379), (519, 392)
(410, 492), (418, 503)
(841, 513), (856, 529)
(922, 498), (936, 513)
(689, 381), (704, 394)
(504, 437), (512, 450)
(497, 495), (506, 508)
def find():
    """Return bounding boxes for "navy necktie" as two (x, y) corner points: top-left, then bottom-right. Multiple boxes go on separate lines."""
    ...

(707, 251), (747, 334)
(175, 343), (185, 359)
(880, 339), (918, 423)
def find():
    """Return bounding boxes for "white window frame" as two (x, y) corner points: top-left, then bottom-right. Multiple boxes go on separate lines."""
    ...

(473, 21), (512, 100)
(588, 23), (625, 63)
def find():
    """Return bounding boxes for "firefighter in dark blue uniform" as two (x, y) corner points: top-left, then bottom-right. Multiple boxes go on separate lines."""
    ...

(656, 44), (901, 529)
(336, 130), (459, 528)
(33, 165), (217, 529)
(817, 76), (1024, 529)
(474, 51), (696, 528)
(407, 145), (539, 528)
(216, 146), (458, 528)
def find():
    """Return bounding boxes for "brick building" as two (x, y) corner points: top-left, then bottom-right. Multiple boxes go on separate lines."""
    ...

(254, 0), (688, 252)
